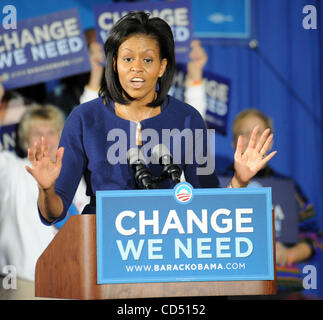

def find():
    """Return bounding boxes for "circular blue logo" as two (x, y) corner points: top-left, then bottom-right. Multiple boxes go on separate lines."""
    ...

(174, 182), (193, 204)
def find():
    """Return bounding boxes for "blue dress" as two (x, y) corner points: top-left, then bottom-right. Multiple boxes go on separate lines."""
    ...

(40, 95), (219, 225)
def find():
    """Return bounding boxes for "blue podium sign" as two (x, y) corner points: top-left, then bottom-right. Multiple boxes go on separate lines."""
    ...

(96, 183), (274, 285)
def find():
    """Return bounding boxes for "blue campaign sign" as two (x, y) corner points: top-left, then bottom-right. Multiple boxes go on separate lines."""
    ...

(171, 65), (231, 135)
(191, 0), (251, 39)
(0, 123), (17, 152)
(96, 182), (274, 285)
(203, 70), (231, 135)
(0, 9), (91, 90)
(219, 176), (299, 245)
(93, 0), (193, 64)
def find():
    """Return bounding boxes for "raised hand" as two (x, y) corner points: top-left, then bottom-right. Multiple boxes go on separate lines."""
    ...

(25, 136), (64, 190)
(87, 41), (104, 91)
(233, 126), (277, 187)
(186, 39), (208, 83)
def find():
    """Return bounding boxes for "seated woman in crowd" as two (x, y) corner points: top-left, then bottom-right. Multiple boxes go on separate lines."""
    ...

(0, 103), (88, 299)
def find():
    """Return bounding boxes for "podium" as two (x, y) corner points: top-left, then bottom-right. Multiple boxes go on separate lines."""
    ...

(35, 214), (276, 300)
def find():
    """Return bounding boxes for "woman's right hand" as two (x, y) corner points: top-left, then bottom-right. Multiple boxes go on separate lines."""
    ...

(25, 136), (64, 190)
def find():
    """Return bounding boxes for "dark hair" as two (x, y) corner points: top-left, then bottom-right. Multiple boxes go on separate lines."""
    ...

(99, 11), (175, 107)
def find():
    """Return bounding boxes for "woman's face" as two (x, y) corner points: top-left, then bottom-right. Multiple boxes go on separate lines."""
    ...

(28, 120), (60, 161)
(116, 34), (167, 105)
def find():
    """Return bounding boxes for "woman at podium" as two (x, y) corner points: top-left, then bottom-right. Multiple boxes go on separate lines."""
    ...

(25, 12), (276, 227)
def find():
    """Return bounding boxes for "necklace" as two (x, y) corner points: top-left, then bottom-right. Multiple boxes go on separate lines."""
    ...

(122, 106), (154, 146)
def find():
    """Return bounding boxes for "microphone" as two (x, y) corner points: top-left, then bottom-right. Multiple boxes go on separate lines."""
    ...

(127, 147), (155, 189)
(152, 144), (182, 185)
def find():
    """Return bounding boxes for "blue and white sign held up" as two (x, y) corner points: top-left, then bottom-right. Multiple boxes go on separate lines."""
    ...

(94, 0), (193, 64)
(0, 123), (17, 152)
(171, 66), (231, 135)
(192, 0), (251, 39)
(0, 9), (91, 90)
(96, 182), (274, 285)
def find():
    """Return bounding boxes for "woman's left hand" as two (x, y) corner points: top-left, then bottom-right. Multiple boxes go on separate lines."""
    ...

(232, 126), (277, 187)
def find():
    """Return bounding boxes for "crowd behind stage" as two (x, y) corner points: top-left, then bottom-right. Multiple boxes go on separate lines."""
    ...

(0, 27), (322, 300)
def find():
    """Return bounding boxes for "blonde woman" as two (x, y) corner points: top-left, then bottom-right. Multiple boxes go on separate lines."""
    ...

(0, 104), (88, 299)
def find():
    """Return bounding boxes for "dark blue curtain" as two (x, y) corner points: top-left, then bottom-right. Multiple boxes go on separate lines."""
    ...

(203, 0), (322, 230)
(203, 0), (322, 297)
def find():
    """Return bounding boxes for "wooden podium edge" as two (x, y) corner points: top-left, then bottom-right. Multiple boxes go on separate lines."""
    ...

(35, 214), (277, 300)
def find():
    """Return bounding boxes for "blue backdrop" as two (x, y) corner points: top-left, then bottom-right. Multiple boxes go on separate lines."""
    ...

(201, 0), (322, 225)
(1, 0), (322, 297)
(201, 0), (323, 298)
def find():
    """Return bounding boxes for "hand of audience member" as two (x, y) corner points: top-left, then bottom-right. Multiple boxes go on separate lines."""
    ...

(276, 242), (289, 266)
(87, 41), (104, 91)
(186, 39), (208, 83)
